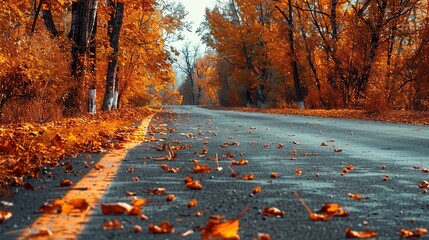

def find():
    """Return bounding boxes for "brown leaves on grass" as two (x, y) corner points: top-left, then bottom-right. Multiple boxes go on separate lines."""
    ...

(294, 192), (349, 221)
(148, 221), (174, 234)
(0, 210), (12, 223)
(201, 215), (240, 240)
(400, 228), (427, 238)
(345, 228), (378, 238)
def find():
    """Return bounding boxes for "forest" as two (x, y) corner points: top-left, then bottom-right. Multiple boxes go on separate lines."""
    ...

(1, 0), (429, 124)
(180, 0), (429, 112)
(0, 0), (185, 123)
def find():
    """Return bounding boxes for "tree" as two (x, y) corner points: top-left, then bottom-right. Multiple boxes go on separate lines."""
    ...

(177, 42), (200, 105)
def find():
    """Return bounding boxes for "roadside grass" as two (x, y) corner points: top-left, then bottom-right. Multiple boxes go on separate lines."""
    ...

(0, 107), (155, 190)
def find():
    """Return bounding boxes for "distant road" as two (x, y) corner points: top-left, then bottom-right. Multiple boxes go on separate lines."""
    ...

(3, 106), (429, 239)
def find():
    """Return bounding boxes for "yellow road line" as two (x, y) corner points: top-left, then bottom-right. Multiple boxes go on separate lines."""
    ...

(19, 114), (154, 240)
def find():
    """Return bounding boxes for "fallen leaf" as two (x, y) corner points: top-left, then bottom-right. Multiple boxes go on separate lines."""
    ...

(292, 141), (300, 145)
(181, 229), (195, 237)
(295, 169), (302, 175)
(133, 225), (142, 233)
(166, 194), (176, 202)
(277, 143), (284, 149)
(418, 180), (429, 188)
(60, 179), (73, 186)
(400, 228), (428, 238)
(185, 180), (203, 190)
(262, 207), (285, 217)
(193, 160), (211, 173)
(294, 192), (349, 221)
(103, 219), (124, 230)
(252, 186), (261, 194)
(160, 164), (180, 173)
(51, 134), (62, 148)
(270, 172), (278, 178)
(345, 228), (378, 238)
(28, 227), (53, 237)
(101, 202), (133, 214)
(187, 198), (197, 208)
(333, 148), (343, 152)
(201, 216), (240, 240)
(348, 193), (367, 200)
(146, 188), (166, 195)
(231, 159), (248, 165)
(148, 221), (174, 234)
(241, 173), (254, 180)
(256, 233), (271, 240)
(0, 210), (12, 223)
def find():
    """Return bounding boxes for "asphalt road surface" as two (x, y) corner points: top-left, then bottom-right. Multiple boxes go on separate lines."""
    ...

(2, 106), (429, 239)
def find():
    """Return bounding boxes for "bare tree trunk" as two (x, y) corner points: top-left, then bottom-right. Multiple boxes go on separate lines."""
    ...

(102, 1), (124, 111)
(276, 0), (305, 109)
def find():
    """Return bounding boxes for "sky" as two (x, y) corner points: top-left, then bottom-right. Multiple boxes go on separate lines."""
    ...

(172, 0), (217, 51)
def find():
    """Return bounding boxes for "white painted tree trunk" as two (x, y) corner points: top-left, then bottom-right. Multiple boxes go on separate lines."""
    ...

(88, 89), (96, 114)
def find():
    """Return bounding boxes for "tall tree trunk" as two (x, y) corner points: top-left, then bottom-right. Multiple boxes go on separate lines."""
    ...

(66, 0), (98, 116)
(276, 0), (305, 109)
(102, 1), (124, 111)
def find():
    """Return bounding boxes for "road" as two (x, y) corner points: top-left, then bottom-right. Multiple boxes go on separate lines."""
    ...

(2, 105), (429, 239)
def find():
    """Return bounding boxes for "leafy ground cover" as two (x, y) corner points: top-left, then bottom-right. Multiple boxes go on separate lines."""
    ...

(206, 107), (429, 125)
(0, 107), (155, 189)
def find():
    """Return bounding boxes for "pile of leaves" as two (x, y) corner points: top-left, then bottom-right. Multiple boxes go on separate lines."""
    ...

(0, 107), (154, 188)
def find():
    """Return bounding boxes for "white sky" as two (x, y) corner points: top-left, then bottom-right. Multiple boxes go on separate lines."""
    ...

(173, 0), (217, 50)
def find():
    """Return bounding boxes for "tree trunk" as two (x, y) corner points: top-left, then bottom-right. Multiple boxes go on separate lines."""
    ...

(102, 1), (124, 111)
(276, 0), (305, 109)
(66, 0), (98, 116)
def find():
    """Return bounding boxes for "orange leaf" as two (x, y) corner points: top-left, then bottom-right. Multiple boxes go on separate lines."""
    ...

(166, 194), (176, 202)
(262, 207), (285, 217)
(51, 134), (62, 148)
(201, 216), (240, 240)
(257, 233), (271, 240)
(185, 180), (203, 190)
(133, 225), (142, 233)
(231, 159), (248, 165)
(160, 164), (180, 173)
(148, 221), (174, 234)
(60, 179), (73, 186)
(295, 169), (302, 175)
(0, 210), (12, 223)
(418, 180), (429, 188)
(294, 192), (348, 221)
(187, 198), (197, 208)
(270, 172), (278, 178)
(345, 228), (378, 238)
(252, 186), (261, 194)
(241, 173), (254, 180)
(146, 188), (166, 195)
(400, 228), (428, 238)
(103, 219), (124, 230)
(131, 198), (147, 207)
(193, 160), (211, 173)
(101, 202), (133, 214)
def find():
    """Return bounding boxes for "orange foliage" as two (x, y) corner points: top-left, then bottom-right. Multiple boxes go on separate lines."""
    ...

(201, 216), (240, 240)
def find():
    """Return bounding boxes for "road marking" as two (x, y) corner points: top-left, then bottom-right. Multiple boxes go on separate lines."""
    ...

(19, 114), (154, 239)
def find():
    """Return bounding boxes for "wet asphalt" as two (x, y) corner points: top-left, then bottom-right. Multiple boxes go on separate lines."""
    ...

(2, 105), (429, 239)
